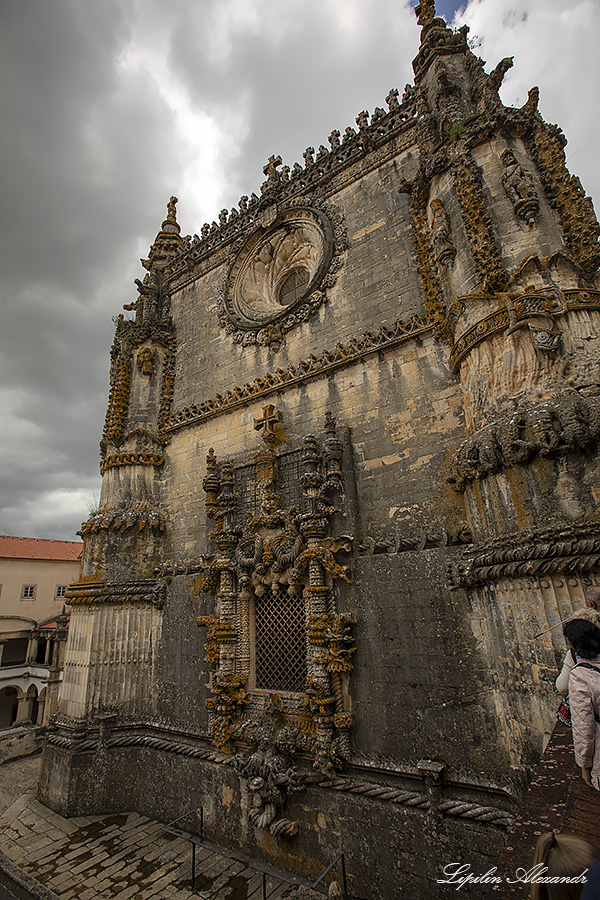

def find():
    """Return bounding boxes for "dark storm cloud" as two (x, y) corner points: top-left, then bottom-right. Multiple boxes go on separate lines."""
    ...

(0, 0), (598, 541)
(0, 0), (184, 539)
(167, 0), (419, 208)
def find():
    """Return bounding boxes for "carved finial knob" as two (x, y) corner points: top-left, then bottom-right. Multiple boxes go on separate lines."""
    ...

(355, 110), (370, 130)
(167, 196), (178, 220)
(386, 88), (399, 110)
(415, 0), (436, 26)
(303, 147), (315, 167)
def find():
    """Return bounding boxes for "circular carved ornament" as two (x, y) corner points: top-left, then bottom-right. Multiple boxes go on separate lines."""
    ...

(218, 204), (345, 347)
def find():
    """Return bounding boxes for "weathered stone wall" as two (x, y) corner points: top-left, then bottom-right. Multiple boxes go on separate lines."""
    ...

(38, 736), (512, 900)
(163, 332), (465, 561)
(40, 8), (600, 899)
(0, 726), (43, 765)
(169, 150), (423, 425)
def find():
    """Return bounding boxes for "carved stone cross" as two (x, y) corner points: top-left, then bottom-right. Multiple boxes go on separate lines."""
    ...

(263, 155), (282, 180)
(415, 0), (436, 26)
(254, 404), (281, 441)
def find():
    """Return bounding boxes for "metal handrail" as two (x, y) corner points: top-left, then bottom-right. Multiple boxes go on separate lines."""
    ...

(164, 807), (301, 898)
(163, 806), (350, 898)
(312, 852), (349, 899)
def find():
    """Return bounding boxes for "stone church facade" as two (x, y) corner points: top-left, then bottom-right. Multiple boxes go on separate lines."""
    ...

(39, 4), (600, 897)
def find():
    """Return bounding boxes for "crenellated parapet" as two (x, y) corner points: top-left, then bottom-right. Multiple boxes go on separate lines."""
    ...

(162, 95), (418, 288)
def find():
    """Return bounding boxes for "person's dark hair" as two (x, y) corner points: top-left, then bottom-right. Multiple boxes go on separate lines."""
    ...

(563, 619), (600, 659)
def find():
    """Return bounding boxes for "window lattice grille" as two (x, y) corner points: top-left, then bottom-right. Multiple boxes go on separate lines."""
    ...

(255, 588), (306, 692)
(277, 450), (304, 513)
(232, 451), (304, 527)
(278, 268), (310, 306)
(233, 463), (259, 528)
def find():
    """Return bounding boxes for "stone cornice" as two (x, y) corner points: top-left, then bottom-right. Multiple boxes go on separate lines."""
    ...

(166, 314), (433, 435)
(450, 288), (600, 371)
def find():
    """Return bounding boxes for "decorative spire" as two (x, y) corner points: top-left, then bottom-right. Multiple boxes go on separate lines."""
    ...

(142, 195), (185, 270)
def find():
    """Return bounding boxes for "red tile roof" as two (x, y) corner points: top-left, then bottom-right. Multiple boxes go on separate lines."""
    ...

(0, 536), (82, 561)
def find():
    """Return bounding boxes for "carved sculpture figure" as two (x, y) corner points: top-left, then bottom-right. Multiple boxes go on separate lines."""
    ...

(429, 198), (456, 267)
(234, 703), (304, 837)
(136, 347), (155, 376)
(501, 148), (539, 226)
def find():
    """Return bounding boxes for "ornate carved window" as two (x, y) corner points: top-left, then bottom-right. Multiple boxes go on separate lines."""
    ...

(278, 268), (310, 307)
(198, 408), (356, 837)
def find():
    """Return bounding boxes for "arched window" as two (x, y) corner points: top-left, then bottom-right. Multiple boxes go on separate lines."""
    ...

(0, 687), (19, 729)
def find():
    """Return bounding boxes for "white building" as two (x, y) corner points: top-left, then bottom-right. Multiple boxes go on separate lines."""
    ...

(0, 536), (81, 728)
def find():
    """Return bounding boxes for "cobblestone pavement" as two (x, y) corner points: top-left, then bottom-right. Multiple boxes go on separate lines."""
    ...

(0, 762), (311, 900)
(0, 755), (42, 818)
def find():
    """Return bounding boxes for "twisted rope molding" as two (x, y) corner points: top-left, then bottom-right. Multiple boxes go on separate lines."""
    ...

(46, 731), (233, 765)
(454, 525), (600, 587)
(438, 800), (513, 825)
(46, 731), (513, 827)
(317, 775), (428, 808)
(65, 579), (165, 607)
(312, 775), (513, 827)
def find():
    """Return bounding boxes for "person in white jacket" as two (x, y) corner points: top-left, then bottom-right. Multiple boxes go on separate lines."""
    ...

(562, 618), (600, 789)
(555, 589), (600, 696)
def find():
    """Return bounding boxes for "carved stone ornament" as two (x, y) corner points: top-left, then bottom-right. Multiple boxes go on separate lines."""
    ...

(196, 411), (355, 836)
(429, 198), (456, 267)
(218, 205), (339, 346)
(501, 148), (539, 227)
(451, 522), (600, 588)
(136, 347), (155, 376)
(447, 390), (600, 492)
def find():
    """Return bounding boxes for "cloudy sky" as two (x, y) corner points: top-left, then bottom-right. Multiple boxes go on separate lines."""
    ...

(0, 0), (598, 542)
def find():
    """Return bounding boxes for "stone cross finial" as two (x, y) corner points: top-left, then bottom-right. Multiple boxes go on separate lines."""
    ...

(254, 404), (280, 442)
(415, 0), (436, 26)
(263, 155), (282, 180)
